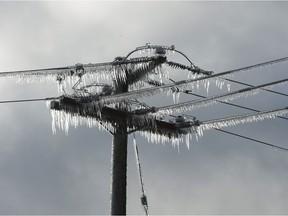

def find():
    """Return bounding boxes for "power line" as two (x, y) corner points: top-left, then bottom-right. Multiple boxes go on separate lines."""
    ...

(0, 97), (59, 104)
(223, 78), (288, 97)
(181, 112), (288, 152)
(200, 107), (288, 128)
(157, 78), (288, 115)
(184, 91), (288, 121)
(2, 95), (287, 154)
(215, 128), (288, 152)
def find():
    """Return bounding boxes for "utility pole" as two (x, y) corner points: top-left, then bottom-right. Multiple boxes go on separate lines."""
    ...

(110, 75), (129, 215)
(1, 44), (288, 215)
(111, 124), (128, 215)
(45, 46), (288, 216)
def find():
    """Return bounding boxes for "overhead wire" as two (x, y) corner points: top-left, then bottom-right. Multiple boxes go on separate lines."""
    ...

(215, 128), (288, 152)
(184, 90), (288, 121)
(164, 74), (288, 152)
(157, 77), (288, 115)
(0, 97), (59, 104)
(162, 73), (288, 121)
(183, 113), (288, 152)
(223, 78), (288, 97)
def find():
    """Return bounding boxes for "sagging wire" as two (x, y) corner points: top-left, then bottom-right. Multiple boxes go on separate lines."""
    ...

(132, 133), (149, 216)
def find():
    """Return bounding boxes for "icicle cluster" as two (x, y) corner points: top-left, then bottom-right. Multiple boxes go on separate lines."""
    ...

(138, 129), (196, 150)
(50, 109), (114, 135)
(139, 130), (182, 147)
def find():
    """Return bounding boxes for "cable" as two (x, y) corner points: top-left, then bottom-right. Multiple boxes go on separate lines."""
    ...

(200, 107), (288, 127)
(0, 97), (59, 104)
(161, 76), (288, 121)
(133, 133), (149, 216)
(215, 128), (288, 152)
(223, 78), (288, 97)
(184, 91), (288, 121)
(0, 56), (162, 78)
(157, 78), (288, 115)
(183, 113), (288, 152)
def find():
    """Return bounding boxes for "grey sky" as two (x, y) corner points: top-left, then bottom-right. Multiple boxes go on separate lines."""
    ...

(0, 1), (288, 215)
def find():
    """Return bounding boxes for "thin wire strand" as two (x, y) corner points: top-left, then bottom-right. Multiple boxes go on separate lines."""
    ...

(223, 78), (288, 97)
(215, 128), (288, 152)
(0, 97), (59, 104)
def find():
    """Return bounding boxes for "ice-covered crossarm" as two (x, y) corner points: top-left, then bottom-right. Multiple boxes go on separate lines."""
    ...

(197, 107), (288, 136)
(0, 62), (112, 79)
(0, 56), (167, 84)
(156, 78), (288, 116)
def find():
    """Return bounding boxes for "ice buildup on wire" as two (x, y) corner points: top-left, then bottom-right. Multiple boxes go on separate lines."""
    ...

(155, 78), (288, 116)
(197, 107), (288, 136)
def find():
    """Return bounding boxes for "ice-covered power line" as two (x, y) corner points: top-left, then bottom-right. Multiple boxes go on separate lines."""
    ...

(0, 97), (59, 104)
(156, 78), (288, 116)
(184, 91), (288, 121)
(99, 57), (288, 105)
(223, 77), (288, 98)
(198, 107), (288, 135)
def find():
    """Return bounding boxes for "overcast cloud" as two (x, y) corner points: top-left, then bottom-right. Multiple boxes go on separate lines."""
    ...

(0, 1), (288, 215)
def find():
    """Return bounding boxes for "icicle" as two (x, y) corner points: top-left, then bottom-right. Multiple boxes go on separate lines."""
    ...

(172, 92), (176, 104)
(227, 83), (231, 92)
(49, 109), (115, 135)
(204, 80), (210, 95)
(185, 134), (190, 150)
(176, 92), (180, 104)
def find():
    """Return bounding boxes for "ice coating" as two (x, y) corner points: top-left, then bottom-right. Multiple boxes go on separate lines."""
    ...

(0, 56), (169, 90)
(156, 78), (288, 116)
(198, 107), (288, 136)
(1, 44), (288, 153)
(100, 63), (283, 106)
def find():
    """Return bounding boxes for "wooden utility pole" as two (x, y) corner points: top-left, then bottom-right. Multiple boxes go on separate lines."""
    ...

(110, 79), (129, 215)
(110, 124), (128, 215)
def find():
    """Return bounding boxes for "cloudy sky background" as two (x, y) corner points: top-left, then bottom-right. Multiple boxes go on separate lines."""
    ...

(0, 1), (288, 215)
